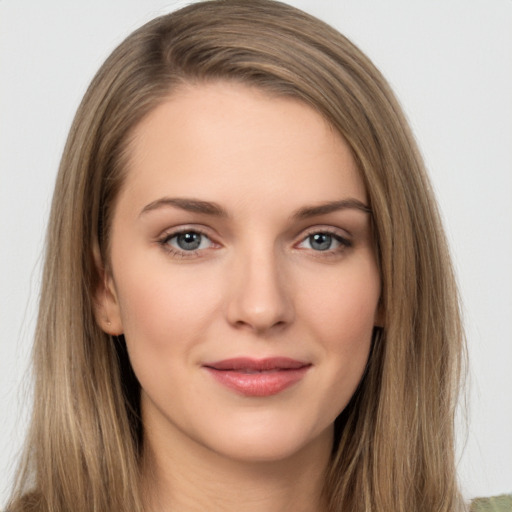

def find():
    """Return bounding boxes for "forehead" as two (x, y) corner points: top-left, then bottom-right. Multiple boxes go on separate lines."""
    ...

(119, 81), (367, 216)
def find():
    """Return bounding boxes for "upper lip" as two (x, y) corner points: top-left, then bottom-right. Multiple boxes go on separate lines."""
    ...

(204, 357), (310, 371)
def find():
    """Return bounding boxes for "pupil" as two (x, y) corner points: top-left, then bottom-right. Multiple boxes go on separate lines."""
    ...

(177, 232), (201, 250)
(310, 233), (332, 251)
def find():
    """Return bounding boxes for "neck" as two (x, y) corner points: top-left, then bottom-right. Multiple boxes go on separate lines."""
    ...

(141, 424), (332, 512)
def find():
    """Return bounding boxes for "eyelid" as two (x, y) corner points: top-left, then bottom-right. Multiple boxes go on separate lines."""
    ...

(294, 225), (353, 254)
(155, 223), (353, 259)
(296, 225), (352, 242)
(156, 223), (220, 242)
(156, 225), (221, 258)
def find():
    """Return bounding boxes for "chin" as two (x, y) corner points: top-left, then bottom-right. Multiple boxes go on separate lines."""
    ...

(202, 420), (334, 465)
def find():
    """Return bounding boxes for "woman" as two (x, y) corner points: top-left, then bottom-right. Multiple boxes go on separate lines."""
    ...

(5, 1), (500, 511)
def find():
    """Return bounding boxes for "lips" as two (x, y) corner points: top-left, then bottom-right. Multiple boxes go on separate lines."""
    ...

(203, 357), (311, 397)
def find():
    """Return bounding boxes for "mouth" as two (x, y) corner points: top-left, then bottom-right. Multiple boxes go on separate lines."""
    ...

(203, 357), (312, 397)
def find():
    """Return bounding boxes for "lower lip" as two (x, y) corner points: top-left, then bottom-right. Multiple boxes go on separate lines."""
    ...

(204, 367), (310, 397)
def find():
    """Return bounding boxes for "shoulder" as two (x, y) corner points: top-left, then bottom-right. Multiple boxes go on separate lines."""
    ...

(471, 494), (512, 512)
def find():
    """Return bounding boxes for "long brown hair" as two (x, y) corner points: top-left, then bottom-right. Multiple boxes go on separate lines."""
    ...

(7, 1), (466, 511)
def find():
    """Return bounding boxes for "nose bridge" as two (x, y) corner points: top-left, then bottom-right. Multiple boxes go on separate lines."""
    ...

(226, 239), (293, 332)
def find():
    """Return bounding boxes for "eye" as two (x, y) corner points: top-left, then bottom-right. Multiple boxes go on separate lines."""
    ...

(163, 230), (213, 252)
(297, 231), (351, 252)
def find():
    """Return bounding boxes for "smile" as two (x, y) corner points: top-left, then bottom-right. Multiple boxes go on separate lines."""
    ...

(203, 357), (312, 397)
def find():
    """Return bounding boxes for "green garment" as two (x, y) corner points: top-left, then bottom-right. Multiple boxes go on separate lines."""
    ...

(471, 494), (512, 511)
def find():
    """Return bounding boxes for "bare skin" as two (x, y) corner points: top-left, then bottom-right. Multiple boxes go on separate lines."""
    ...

(96, 82), (381, 512)
(141, 419), (331, 512)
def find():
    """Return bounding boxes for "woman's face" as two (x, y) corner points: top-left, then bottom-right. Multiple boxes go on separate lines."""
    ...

(98, 82), (381, 464)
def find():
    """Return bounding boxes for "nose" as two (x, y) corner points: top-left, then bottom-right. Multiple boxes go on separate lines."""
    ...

(226, 247), (295, 334)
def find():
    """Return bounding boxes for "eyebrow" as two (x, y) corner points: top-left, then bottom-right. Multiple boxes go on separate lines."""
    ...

(139, 197), (228, 218)
(139, 196), (371, 219)
(292, 198), (371, 219)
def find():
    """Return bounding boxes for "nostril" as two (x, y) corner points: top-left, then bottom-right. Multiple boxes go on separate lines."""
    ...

(234, 318), (289, 333)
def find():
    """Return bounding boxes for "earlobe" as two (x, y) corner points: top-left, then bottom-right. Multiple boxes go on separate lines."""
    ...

(92, 244), (124, 335)
(96, 273), (124, 336)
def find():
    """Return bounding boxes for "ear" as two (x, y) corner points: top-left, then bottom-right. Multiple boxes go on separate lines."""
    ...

(92, 243), (124, 335)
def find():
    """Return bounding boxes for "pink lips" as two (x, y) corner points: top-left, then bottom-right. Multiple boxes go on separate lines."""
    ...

(203, 357), (311, 397)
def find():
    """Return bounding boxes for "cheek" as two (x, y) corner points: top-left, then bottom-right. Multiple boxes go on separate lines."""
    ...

(304, 263), (380, 345)
(299, 261), (380, 401)
(112, 257), (223, 367)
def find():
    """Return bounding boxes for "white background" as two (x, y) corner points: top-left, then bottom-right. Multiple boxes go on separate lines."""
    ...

(1, 0), (511, 504)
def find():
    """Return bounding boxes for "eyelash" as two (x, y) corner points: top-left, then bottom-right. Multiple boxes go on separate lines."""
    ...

(158, 228), (215, 258)
(297, 228), (352, 256)
(157, 227), (352, 259)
